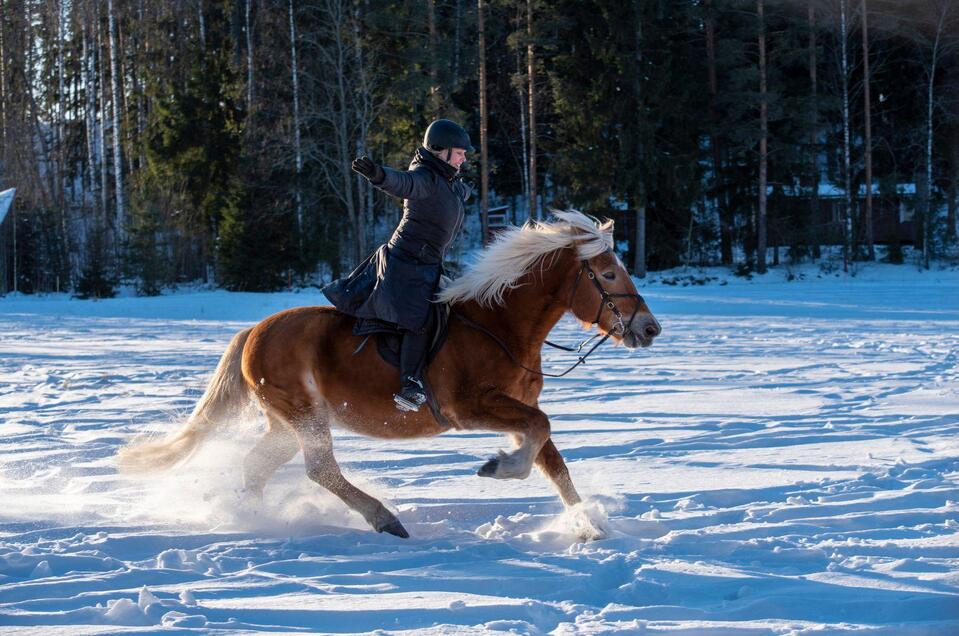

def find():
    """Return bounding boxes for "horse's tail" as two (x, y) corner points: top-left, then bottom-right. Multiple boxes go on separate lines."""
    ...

(117, 327), (253, 474)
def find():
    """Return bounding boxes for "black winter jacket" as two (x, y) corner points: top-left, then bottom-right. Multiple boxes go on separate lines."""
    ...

(322, 148), (472, 332)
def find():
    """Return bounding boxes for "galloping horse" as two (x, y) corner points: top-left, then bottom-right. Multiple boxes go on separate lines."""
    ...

(118, 211), (661, 538)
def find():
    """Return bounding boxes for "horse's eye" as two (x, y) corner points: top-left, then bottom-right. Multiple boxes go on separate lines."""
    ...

(602, 272), (615, 280)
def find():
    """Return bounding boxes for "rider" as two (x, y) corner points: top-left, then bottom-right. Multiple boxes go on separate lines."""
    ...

(322, 119), (474, 412)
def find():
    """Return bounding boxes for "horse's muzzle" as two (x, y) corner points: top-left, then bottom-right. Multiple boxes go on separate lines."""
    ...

(623, 317), (661, 349)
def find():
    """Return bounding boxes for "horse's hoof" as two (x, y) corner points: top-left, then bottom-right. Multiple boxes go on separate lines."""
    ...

(477, 456), (499, 478)
(378, 518), (410, 539)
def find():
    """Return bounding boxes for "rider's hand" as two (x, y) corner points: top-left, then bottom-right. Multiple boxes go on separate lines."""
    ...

(351, 156), (385, 184)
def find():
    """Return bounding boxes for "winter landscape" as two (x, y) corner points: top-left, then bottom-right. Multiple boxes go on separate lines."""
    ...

(1, 261), (957, 635)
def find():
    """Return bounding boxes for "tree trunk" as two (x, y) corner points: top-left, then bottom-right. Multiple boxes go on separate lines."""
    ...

(0, 1), (6, 154)
(453, 0), (462, 83)
(428, 0), (440, 116)
(289, 0), (303, 257)
(135, 0), (146, 176)
(705, 0), (730, 266)
(57, 0), (66, 208)
(632, 0), (646, 277)
(949, 123), (958, 241)
(840, 0), (851, 272)
(478, 0), (489, 244)
(809, 0), (821, 260)
(97, 8), (109, 222)
(83, 28), (96, 202)
(516, 39), (529, 220)
(923, 4), (947, 269)
(526, 0), (537, 221)
(862, 0), (875, 260)
(757, 0), (768, 274)
(351, 0), (371, 261)
(108, 0), (125, 243)
(24, 0), (54, 207)
(245, 0), (254, 111)
(198, 0), (206, 52)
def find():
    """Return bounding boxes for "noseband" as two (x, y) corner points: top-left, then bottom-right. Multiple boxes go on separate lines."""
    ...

(453, 253), (647, 378)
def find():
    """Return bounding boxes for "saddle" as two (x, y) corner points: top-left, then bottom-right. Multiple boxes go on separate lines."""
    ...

(350, 303), (453, 425)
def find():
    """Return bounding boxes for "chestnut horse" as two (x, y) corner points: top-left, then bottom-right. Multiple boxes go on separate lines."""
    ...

(118, 211), (661, 538)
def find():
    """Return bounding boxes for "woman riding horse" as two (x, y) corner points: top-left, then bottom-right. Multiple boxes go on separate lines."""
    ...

(322, 119), (474, 412)
(118, 211), (661, 539)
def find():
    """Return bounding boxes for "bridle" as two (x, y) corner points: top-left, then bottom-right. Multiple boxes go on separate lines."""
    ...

(567, 255), (646, 338)
(453, 253), (647, 378)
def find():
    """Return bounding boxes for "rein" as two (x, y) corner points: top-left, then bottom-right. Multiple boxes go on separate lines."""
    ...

(452, 311), (611, 378)
(453, 257), (645, 379)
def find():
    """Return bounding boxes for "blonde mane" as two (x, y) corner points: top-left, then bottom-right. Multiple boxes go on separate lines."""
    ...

(437, 210), (614, 307)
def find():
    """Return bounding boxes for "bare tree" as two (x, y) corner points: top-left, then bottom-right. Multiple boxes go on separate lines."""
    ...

(56, 0), (66, 209)
(83, 24), (96, 200)
(306, 0), (377, 265)
(0, 1), (6, 154)
(918, 1), (953, 268)
(705, 0), (729, 265)
(107, 0), (125, 242)
(862, 0), (875, 260)
(632, 0), (646, 278)
(351, 0), (373, 252)
(428, 0), (440, 116)
(526, 0), (537, 221)
(289, 0), (303, 256)
(198, 0), (206, 52)
(950, 123), (958, 241)
(808, 0), (821, 260)
(478, 0), (489, 244)
(898, 0), (958, 267)
(452, 0), (462, 82)
(245, 0), (254, 110)
(757, 0), (768, 274)
(97, 2), (109, 221)
(839, 0), (852, 272)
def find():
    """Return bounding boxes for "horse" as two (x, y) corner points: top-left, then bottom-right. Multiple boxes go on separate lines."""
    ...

(118, 211), (661, 539)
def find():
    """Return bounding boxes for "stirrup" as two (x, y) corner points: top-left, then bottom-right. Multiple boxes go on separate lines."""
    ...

(393, 377), (426, 413)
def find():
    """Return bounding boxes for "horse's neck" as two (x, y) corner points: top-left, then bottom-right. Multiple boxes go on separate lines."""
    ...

(462, 251), (576, 357)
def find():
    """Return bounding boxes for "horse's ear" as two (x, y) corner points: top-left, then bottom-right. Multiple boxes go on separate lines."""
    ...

(598, 217), (615, 238)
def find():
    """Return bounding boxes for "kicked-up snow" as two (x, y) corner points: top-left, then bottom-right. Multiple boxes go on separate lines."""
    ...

(0, 263), (957, 634)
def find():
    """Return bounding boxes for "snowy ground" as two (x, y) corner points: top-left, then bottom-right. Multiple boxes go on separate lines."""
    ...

(1, 262), (958, 634)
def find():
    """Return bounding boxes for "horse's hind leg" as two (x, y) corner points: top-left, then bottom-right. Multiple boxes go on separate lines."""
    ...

(297, 419), (409, 539)
(535, 439), (581, 508)
(243, 412), (300, 498)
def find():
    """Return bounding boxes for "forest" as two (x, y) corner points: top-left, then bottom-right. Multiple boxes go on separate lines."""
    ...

(0, 0), (956, 296)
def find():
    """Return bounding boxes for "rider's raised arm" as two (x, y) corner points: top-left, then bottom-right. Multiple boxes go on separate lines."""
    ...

(373, 166), (437, 201)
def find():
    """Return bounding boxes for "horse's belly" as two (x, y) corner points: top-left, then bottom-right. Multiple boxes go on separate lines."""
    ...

(327, 398), (450, 439)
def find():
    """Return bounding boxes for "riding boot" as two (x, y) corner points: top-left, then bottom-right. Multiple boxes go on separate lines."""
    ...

(394, 315), (434, 412)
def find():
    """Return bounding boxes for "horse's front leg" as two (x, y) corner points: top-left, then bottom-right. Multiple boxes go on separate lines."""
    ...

(458, 392), (550, 480)
(535, 439), (582, 507)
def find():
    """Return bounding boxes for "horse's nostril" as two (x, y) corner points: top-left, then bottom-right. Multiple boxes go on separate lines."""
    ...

(644, 322), (660, 338)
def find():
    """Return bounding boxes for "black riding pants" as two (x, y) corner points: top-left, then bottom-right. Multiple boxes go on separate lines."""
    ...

(399, 310), (436, 381)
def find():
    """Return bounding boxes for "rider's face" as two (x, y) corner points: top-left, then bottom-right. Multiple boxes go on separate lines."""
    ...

(446, 148), (467, 170)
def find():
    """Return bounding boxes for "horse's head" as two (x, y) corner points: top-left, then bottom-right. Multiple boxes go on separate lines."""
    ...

(568, 247), (661, 350)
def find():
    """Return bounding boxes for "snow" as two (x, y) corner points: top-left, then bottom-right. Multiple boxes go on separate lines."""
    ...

(1, 261), (958, 634)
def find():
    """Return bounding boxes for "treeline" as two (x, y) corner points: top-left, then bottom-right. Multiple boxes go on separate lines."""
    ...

(0, 0), (957, 296)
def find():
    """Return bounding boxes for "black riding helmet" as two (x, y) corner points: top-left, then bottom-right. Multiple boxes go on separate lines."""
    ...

(423, 119), (475, 153)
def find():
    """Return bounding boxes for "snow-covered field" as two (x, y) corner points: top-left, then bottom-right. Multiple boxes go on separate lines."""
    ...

(1, 263), (958, 634)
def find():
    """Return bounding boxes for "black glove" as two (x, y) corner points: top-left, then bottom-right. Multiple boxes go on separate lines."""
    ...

(351, 156), (384, 184)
